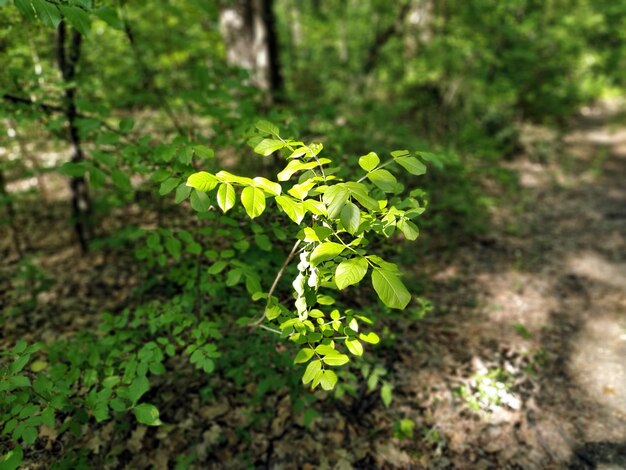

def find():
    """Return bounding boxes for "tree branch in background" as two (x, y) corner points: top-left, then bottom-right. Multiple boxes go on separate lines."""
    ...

(363, 1), (411, 75)
(119, 6), (186, 136)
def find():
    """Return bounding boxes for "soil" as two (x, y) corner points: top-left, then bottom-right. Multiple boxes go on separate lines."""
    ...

(1, 101), (625, 469)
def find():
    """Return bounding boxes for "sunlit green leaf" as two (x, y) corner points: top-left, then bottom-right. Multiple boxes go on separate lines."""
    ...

(217, 183), (236, 212)
(335, 257), (368, 290)
(371, 268), (411, 309)
(345, 338), (363, 356)
(340, 201), (360, 234)
(309, 242), (345, 266)
(241, 186), (266, 218)
(255, 120), (279, 136)
(294, 348), (315, 364)
(395, 156), (426, 175)
(359, 152), (380, 172)
(275, 195), (305, 224)
(253, 177), (282, 196)
(254, 138), (284, 156)
(302, 359), (322, 385)
(367, 169), (398, 192)
(187, 171), (218, 192)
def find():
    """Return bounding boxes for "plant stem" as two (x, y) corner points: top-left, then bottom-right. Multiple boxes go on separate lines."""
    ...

(249, 239), (302, 326)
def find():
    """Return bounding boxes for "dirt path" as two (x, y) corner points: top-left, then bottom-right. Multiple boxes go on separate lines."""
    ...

(379, 102), (626, 469)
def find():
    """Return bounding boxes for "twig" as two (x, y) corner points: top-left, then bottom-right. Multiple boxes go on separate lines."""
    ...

(249, 239), (301, 327)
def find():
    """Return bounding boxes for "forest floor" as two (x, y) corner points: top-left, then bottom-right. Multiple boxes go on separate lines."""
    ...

(1, 101), (625, 469)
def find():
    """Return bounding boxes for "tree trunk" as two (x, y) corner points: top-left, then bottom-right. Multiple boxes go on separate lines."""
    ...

(57, 21), (91, 254)
(220, 0), (284, 100)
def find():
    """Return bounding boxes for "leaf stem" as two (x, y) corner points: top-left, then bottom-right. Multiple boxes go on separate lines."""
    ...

(356, 159), (395, 183)
(249, 239), (302, 327)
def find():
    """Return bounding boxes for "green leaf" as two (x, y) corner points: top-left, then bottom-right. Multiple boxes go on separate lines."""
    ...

(314, 344), (336, 356)
(395, 156), (426, 175)
(345, 182), (379, 211)
(193, 145), (214, 159)
(345, 338), (364, 356)
(126, 376), (149, 404)
(217, 183), (236, 213)
(381, 381), (393, 407)
(367, 169), (398, 192)
(0, 445), (22, 470)
(398, 219), (419, 240)
(340, 201), (360, 234)
(390, 149), (410, 158)
(111, 169), (132, 192)
(132, 403), (162, 426)
(89, 167), (106, 188)
(59, 5), (90, 35)
(12, 340), (27, 354)
(241, 186), (265, 218)
(294, 348), (314, 364)
(165, 237), (181, 259)
(254, 138), (284, 156)
(275, 195), (305, 224)
(335, 257), (368, 290)
(186, 171), (218, 192)
(31, 0), (60, 28)
(265, 305), (282, 320)
(371, 268), (411, 309)
(287, 180), (315, 200)
(93, 6), (123, 30)
(10, 354), (30, 374)
(58, 162), (86, 177)
(277, 160), (313, 181)
(14, 0), (36, 20)
(215, 170), (254, 186)
(174, 183), (192, 203)
(253, 177), (281, 196)
(159, 177), (180, 195)
(359, 152), (380, 172)
(309, 242), (345, 267)
(255, 120), (279, 136)
(302, 359), (322, 385)
(319, 370), (337, 391)
(359, 332), (380, 344)
(119, 118), (134, 133)
(322, 353), (349, 366)
(322, 185), (349, 218)
(207, 260), (228, 275)
(190, 190), (210, 212)
(21, 426), (37, 444)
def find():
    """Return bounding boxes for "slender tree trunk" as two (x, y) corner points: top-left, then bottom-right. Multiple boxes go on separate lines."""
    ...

(57, 21), (91, 254)
(0, 168), (23, 258)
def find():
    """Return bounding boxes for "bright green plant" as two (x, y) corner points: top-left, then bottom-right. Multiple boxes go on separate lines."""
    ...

(179, 121), (429, 391)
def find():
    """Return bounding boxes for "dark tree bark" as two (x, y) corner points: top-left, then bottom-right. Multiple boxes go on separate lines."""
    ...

(262, 0), (284, 98)
(57, 21), (92, 254)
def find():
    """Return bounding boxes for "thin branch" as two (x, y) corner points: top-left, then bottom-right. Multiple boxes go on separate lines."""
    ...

(2, 93), (64, 114)
(249, 239), (302, 327)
